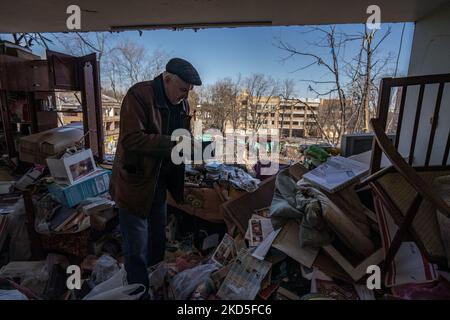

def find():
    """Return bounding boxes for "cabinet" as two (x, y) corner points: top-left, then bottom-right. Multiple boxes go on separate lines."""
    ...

(0, 48), (103, 164)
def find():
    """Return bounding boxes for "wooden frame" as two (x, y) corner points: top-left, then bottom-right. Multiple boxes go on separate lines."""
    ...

(364, 73), (450, 275)
(0, 50), (104, 163)
(370, 73), (450, 173)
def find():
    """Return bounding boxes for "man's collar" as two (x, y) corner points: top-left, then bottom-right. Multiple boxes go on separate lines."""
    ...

(153, 73), (169, 110)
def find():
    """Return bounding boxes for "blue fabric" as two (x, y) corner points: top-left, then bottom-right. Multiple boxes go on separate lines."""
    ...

(118, 179), (167, 291)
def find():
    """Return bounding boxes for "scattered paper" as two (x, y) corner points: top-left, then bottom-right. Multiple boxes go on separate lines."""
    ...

(301, 265), (333, 282)
(254, 207), (271, 218)
(211, 234), (236, 267)
(249, 218), (274, 247)
(272, 220), (319, 268)
(244, 214), (265, 241)
(217, 248), (271, 300)
(252, 228), (281, 261)
(313, 279), (359, 300)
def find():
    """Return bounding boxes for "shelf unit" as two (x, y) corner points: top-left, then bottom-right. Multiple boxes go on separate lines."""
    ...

(0, 47), (104, 163)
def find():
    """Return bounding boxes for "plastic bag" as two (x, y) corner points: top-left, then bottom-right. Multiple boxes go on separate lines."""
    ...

(19, 263), (49, 296)
(148, 262), (168, 292)
(83, 265), (127, 300)
(84, 283), (145, 300)
(91, 254), (120, 285)
(6, 198), (32, 261)
(170, 263), (217, 300)
(0, 289), (28, 300)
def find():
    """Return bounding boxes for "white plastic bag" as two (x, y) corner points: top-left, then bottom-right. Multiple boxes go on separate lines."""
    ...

(170, 263), (217, 300)
(148, 262), (168, 292)
(83, 265), (127, 300)
(84, 283), (145, 300)
(91, 254), (120, 285)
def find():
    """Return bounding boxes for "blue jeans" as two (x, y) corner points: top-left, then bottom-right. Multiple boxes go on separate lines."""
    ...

(118, 180), (167, 290)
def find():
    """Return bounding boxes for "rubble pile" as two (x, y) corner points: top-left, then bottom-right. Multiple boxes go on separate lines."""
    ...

(1, 138), (450, 300)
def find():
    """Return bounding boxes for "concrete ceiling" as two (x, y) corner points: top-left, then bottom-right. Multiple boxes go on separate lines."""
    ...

(1, 0), (450, 33)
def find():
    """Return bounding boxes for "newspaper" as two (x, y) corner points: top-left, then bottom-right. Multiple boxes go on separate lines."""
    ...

(248, 218), (274, 247)
(217, 248), (272, 300)
(211, 234), (236, 267)
(244, 214), (265, 241)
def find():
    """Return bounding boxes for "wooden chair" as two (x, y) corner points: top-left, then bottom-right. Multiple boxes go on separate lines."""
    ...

(361, 73), (450, 275)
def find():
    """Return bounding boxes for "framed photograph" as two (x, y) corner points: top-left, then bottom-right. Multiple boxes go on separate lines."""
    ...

(47, 149), (97, 185)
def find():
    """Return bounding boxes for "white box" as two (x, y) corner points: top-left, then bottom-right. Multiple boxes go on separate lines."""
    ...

(47, 149), (97, 186)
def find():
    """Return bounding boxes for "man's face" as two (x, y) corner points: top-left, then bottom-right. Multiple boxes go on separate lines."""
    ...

(164, 74), (193, 105)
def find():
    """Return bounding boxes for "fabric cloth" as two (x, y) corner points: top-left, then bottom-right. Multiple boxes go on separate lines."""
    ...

(269, 168), (334, 248)
(119, 177), (168, 291)
(110, 73), (191, 217)
(159, 79), (184, 177)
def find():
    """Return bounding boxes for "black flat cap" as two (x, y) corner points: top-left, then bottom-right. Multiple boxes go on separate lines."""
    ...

(166, 58), (202, 86)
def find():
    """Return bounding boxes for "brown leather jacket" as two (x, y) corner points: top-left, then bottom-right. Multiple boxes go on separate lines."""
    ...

(110, 74), (190, 217)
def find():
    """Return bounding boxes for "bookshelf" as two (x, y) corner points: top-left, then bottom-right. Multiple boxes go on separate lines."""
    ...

(0, 43), (104, 164)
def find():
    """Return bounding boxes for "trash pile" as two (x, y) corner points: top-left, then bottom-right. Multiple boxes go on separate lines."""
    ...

(1, 125), (450, 300)
(185, 162), (260, 193)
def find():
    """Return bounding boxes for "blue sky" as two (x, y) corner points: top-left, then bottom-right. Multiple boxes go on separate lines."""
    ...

(1, 22), (414, 97)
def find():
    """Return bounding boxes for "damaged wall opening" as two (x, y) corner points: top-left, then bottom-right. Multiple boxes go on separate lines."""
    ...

(0, 4), (450, 302)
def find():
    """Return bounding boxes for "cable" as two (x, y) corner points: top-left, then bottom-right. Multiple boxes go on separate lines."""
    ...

(394, 23), (406, 77)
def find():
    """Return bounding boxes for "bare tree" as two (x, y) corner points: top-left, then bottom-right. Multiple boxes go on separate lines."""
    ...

(344, 27), (392, 133)
(277, 26), (349, 141)
(224, 75), (242, 131)
(276, 25), (393, 144)
(278, 78), (296, 137)
(192, 77), (240, 134)
(107, 39), (168, 93)
(9, 33), (52, 49)
(243, 74), (279, 133)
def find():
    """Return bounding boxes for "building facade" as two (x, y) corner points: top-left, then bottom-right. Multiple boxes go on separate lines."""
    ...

(55, 92), (121, 154)
(231, 94), (321, 138)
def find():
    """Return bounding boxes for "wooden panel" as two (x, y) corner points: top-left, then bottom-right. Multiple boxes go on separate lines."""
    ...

(0, 59), (51, 92)
(389, 73), (450, 87)
(377, 171), (449, 259)
(46, 50), (79, 90)
(409, 84), (425, 165)
(4, 60), (29, 91)
(370, 78), (392, 174)
(395, 86), (407, 149)
(28, 60), (51, 91)
(444, 130), (450, 166)
(425, 82), (444, 167)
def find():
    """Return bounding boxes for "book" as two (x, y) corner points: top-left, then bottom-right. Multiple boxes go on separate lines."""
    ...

(49, 206), (79, 232)
(303, 156), (369, 193)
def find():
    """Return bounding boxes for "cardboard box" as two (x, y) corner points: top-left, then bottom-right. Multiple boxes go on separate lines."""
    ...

(47, 149), (97, 186)
(48, 170), (111, 207)
(19, 123), (84, 164)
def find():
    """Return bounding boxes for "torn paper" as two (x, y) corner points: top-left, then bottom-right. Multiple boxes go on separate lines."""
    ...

(217, 248), (271, 300)
(211, 233), (236, 267)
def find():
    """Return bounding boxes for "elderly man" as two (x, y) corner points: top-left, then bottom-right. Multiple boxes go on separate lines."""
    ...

(110, 58), (202, 293)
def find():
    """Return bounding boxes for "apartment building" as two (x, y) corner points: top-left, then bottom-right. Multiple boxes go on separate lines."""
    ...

(55, 92), (121, 154)
(235, 94), (321, 138)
